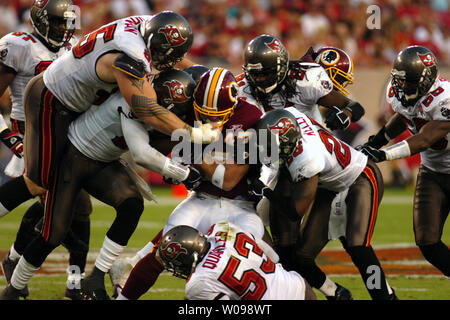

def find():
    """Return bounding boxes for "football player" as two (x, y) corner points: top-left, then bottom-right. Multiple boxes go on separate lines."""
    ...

(115, 68), (270, 300)
(158, 222), (317, 300)
(0, 69), (202, 300)
(250, 108), (397, 300)
(0, 11), (219, 252)
(237, 35), (365, 128)
(359, 46), (450, 277)
(0, 0), (92, 300)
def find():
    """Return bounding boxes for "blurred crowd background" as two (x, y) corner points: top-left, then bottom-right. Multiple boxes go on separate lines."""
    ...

(1, 0), (449, 69)
(0, 0), (449, 188)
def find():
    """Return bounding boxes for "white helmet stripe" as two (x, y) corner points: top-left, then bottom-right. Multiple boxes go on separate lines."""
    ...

(213, 68), (227, 110)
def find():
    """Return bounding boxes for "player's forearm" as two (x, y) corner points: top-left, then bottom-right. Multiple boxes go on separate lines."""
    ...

(384, 113), (407, 140)
(196, 162), (249, 191)
(382, 120), (450, 160)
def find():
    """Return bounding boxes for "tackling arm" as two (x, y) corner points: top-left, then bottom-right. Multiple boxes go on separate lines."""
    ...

(121, 113), (190, 182)
(318, 90), (365, 130)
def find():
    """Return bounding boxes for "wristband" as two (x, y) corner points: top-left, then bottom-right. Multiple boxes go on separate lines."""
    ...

(163, 159), (190, 181)
(211, 164), (225, 189)
(383, 140), (411, 161)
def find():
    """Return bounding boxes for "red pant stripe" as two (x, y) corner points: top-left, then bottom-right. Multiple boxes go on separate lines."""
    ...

(40, 90), (54, 189)
(363, 166), (379, 247)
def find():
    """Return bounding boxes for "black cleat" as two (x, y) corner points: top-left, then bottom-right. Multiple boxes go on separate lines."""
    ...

(326, 283), (353, 300)
(80, 270), (110, 300)
(388, 287), (399, 300)
(0, 284), (23, 300)
(64, 287), (84, 300)
(1, 254), (29, 298)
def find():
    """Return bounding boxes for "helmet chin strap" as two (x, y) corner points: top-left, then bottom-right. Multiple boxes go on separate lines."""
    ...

(404, 89), (419, 101)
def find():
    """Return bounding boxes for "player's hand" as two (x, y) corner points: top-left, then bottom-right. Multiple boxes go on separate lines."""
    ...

(0, 129), (24, 158)
(325, 106), (350, 131)
(182, 166), (202, 190)
(359, 145), (387, 163)
(189, 123), (221, 144)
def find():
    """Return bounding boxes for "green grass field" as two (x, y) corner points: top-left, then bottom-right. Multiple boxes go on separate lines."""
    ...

(0, 186), (449, 300)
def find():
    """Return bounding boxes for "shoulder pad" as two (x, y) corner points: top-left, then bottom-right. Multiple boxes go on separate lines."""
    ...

(113, 53), (147, 79)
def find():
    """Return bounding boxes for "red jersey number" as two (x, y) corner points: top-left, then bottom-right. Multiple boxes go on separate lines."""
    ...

(218, 233), (275, 300)
(318, 129), (351, 169)
(73, 24), (117, 59)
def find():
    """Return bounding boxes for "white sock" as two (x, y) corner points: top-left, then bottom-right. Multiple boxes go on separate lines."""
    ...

(116, 292), (129, 300)
(137, 241), (155, 259)
(8, 244), (21, 262)
(10, 256), (39, 290)
(386, 280), (393, 294)
(319, 276), (338, 296)
(0, 201), (10, 218)
(95, 237), (126, 273)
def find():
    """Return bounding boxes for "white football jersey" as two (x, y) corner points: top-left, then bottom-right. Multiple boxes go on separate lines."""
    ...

(386, 78), (450, 174)
(237, 62), (333, 122)
(0, 32), (73, 121)
(186, 221), (306, 300)
(44, 15), (153, 113)
(284, 107), (367, 192)
(68, 92), (149, 162)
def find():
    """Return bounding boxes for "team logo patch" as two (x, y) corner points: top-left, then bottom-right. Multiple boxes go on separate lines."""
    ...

(268, 117), (296, 142)
(319, 49), (340, 66)
(163, 80), (190, 103)
(265, 39), (285, 54)
(160, 242), (188, 260)
(417, 53), (436, 67)
(321, 80), (332, 90)
(0, 48), (7, 60)
(441, 106), (450, 119)
(158, 25), (187, 47)
(34, 0), (49, 8)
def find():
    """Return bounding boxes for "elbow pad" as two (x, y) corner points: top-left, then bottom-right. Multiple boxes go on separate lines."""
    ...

(345, 101), (365, 122)
(113, 54), (147, 79)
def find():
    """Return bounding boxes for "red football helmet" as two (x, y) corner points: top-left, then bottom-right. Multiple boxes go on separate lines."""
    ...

(314, 47), (354, 96)
(193, 67), (238, 128)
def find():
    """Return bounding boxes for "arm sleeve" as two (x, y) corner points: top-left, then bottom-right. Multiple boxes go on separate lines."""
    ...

(121, 112), (189, 181)
(298, 65), (333, 105)
(0, 35), (24, 73)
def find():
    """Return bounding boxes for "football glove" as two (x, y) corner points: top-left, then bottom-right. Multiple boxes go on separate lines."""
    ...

(248, 178), (273, 199)
(359, 145), (387, 163)
(182, 166), (202, 190)
(0, 128), (24, 158)
(325, 106), (351, 131)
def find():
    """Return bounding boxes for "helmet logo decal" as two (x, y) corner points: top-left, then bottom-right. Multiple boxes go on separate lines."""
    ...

(160, 242), (188, 260)
(320, 49), (340, 66)
(163, 80), (190, 102)
(269, 118), (296, 142)
(34, 0), (49, 8)
(417, 53), (436, 67)
(158, 25), (187, 47)
(265, 38), (285, 54)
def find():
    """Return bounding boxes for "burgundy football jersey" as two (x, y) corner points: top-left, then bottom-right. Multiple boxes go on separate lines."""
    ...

(195, 99), (263, 200)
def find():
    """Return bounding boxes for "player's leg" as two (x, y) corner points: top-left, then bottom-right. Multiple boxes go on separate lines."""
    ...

(81, 161), (144, 299)
(23, 73), (79, 194)
(1, 201), (43, 298)
(62, 190), (92, 300)
(268, 172), (301, 270)
(293, 188), (352, 300)
(117, 193), (209, 300)
(414, 166), (450, 277)
(344, 161), (396, 300)
(0, 144), (87, 299)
